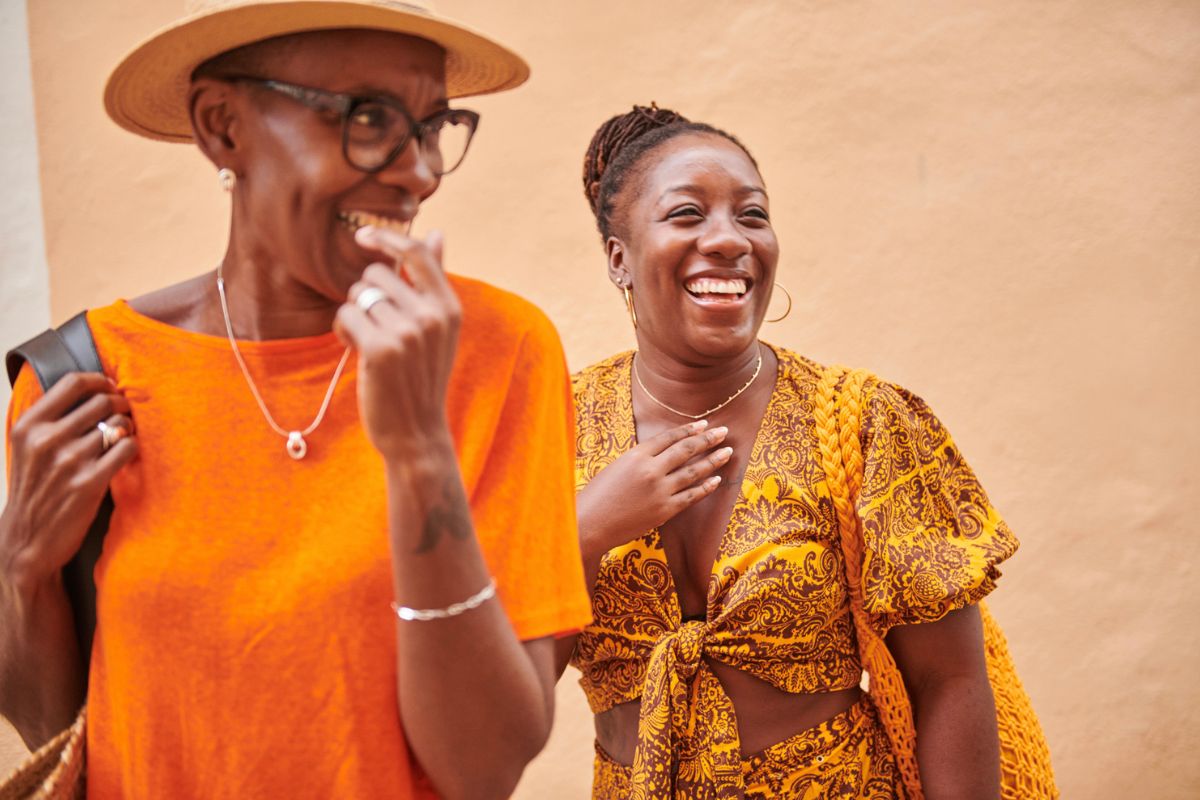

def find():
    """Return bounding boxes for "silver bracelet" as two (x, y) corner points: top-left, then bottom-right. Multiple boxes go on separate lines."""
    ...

(391, 578), (497, 622)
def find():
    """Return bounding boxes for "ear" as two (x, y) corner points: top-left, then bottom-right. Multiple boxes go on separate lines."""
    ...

(606, 236), (631, 290)
(188, 77), (242, 171)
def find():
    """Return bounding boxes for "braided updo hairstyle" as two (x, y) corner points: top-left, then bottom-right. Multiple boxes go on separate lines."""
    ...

(582, 104), (760, 241)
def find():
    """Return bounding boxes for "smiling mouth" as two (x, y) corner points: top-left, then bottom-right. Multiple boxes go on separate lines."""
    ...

(685, 277), (749, 303)
(337, 210), (412, 233)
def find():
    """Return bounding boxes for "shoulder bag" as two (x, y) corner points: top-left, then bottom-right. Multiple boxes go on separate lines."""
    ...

(814, 365), (1058, 800)
(0, 311), (110, 800)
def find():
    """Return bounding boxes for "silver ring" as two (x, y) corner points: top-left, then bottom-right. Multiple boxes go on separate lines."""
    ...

(97, 420), (123, 453)
(355, 286), (388, 314)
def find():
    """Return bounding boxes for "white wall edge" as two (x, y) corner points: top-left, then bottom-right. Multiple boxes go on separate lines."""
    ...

(0, 0), (52, 501)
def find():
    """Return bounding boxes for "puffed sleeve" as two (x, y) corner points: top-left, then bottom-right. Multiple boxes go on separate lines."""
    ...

(855, 377), (1018, 630)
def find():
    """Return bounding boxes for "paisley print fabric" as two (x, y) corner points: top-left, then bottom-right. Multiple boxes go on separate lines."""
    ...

(856, 383), (1016, 629)
(570, 345), (1017, 798)
(741, 699), (899, 799)
(593, 699), (899, 799)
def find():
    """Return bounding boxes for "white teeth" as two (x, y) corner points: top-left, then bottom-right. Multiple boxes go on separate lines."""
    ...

(685, 278), (748, 296)
(339, 211), (409, 232)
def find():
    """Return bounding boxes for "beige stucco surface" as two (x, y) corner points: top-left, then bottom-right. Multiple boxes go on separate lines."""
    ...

(0, 0), (50, 493)
(4, 1), (1198, 797)
(0, 0), (52, 773)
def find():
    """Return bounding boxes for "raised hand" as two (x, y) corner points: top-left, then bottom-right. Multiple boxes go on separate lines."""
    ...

(334, 226), (461, 461)
(577, 420), (732, 559)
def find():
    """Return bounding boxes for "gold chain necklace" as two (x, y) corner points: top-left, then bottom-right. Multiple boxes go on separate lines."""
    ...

(633, 347), (764, 420)
(216, 267), (351, 460)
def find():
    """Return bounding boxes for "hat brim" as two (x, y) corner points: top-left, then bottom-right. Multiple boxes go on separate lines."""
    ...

(104, 1), (530, 142)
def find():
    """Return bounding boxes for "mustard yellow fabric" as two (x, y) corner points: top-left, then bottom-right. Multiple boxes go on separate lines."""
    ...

(816, 367), (1057, 800)
(570, 345), (1018, 798)
(593, 699), (899, 800)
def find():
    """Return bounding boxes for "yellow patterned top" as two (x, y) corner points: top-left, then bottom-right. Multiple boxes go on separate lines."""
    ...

(570, 345), (1019, 796)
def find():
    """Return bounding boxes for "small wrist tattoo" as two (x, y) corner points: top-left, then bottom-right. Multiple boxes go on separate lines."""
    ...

(414, 478), (473, 553)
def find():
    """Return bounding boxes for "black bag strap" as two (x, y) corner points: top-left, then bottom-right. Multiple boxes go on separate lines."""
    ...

(5, 312), (100, 388)
(5, 311), (110, 680)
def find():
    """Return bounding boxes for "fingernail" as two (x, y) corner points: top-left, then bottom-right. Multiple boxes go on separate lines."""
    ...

(718, 446), (734, 459)
(355, 225), (377, 243)
(708, 475), (723, 487)
(711, 426), (729, 439)
(690, 420), (709, 431)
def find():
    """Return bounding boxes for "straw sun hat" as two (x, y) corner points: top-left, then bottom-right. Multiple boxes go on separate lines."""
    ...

(104, 0), (530, 142)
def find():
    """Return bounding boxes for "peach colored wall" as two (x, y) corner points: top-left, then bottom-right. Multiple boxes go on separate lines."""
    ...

(6, 1), (1199, 797)
(0, 0), (50, 492)
(0, 0), (52, 773)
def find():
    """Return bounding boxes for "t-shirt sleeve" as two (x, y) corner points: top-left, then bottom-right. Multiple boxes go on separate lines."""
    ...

(469, 313), (592, 641)
(855, 376), (1018, 630)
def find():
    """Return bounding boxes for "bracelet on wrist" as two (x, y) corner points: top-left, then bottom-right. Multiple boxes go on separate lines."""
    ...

(391, 578), (497, 622)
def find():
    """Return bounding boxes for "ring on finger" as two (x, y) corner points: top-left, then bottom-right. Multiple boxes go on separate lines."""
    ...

(355, 286), (388, 314)
(96, 420), (125, 453)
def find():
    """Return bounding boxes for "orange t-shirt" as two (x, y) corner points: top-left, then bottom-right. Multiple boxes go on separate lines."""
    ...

(6, 275), (591, 799)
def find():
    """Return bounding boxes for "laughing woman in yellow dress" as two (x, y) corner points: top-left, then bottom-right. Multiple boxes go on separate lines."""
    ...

(555, 106), (1020, 799)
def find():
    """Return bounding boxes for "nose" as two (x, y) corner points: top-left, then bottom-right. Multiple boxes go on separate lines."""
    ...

(373, 137), (440, 201)
(697, 212), (752, 260)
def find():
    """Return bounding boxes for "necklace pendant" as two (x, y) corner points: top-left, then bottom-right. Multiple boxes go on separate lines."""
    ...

(286, 431), (308, 460)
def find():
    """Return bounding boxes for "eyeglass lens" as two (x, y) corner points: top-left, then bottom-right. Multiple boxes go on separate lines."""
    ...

(344, 103), (474, 176)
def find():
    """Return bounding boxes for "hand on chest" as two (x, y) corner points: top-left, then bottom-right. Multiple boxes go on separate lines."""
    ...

(639, 413), (842, 621)
(623, 351), (843, 622)
(658, 440), (752, 616)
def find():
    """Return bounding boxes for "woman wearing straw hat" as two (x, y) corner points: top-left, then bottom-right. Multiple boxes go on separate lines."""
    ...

(0, 2), (591, 797)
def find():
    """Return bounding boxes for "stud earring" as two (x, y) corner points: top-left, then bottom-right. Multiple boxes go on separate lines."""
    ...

(621, 285), (638, 330)
(217, 168), (237, 192)
(765, 282), (792, 323)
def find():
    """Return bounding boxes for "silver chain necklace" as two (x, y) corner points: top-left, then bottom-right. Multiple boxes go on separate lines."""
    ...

(215, 267), (351, 459)
(633, 346), (764, 420)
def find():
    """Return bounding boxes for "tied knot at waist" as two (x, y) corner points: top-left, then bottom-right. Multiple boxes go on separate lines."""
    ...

(632, 619), (746, 798)
(668, 619), (707, 680)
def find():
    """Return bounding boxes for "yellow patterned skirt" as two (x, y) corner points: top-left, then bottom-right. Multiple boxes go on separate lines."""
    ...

(592, 698), (901, 799)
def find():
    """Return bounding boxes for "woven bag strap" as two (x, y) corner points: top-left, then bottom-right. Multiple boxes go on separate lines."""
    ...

(814, 365), (923, 800)
(979, 604), (1060, 799)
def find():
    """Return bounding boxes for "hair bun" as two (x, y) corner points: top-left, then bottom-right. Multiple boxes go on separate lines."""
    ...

(582, 103), (688, 217)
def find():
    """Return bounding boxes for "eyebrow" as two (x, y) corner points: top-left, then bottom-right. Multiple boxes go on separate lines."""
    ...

(341, 84), (449, 108)
(661, 184), (767, 198)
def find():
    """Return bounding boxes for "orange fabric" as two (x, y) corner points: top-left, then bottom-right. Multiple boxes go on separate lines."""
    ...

(5, 274), (591, 799)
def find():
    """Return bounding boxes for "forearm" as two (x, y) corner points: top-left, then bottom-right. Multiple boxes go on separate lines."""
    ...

(551, 513), (605, 679)
(551, 517), (607, 680)
(910, 673), (1001, 800)
(386, 436), (552, 800)
(0, 565), (84, 749)
(575, 486), (628, 597)
(578, 524), (609, 598)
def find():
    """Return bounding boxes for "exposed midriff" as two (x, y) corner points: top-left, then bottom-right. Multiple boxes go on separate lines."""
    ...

(595, 664), (863, 765)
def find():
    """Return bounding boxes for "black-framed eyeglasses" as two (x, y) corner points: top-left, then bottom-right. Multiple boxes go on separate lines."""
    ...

(229, 77), (480, 177)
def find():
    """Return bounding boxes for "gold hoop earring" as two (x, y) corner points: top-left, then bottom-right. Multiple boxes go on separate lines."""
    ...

(622, 286), (638, 329)
(217, 168), (237, 192)
(765, 281), (792, 323)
